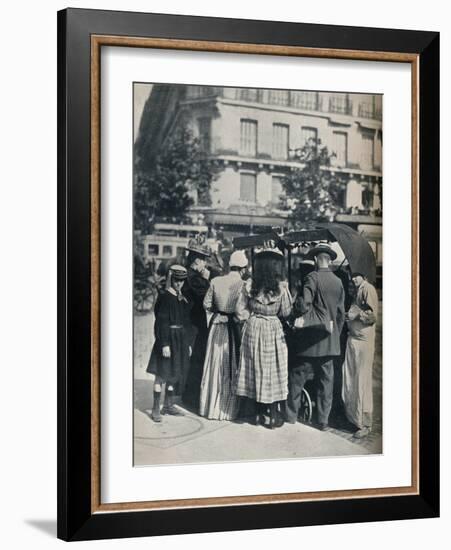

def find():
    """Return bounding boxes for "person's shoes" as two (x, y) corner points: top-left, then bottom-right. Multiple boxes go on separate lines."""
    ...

(161, 389), (184, 416)
(267, 403), (279, 429)
(274, 401), (285, 428)
(161, 405), (184, 416)
(353, 427), (371, 439)
(254, 403), (267, 427)
(318, 423), (329, 431)
(274, 416), (285, 428)
(151, 409), (162, 422)
(151, 391), (162, 422)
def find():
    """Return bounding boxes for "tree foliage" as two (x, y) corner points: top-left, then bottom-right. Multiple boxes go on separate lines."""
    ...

(134, 127), (218, 232)
(281, 138), (347, 227)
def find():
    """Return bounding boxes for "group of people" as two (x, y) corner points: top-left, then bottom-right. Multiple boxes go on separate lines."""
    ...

(146, 236), (378, 439)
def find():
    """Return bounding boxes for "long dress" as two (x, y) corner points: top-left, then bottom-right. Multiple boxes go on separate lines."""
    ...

(146, 289), (192, 388)
(342, 280), (379, 430)
(235, 280), (293, 404)
(182, 268), (210, 409)
(199, 271), (245, 420)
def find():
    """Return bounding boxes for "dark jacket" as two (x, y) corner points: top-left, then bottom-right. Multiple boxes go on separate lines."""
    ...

(146, 290), (192, 385)
(181, 268), (210, 408)
(183, 268), (210, 334)
(292, 268), (345, 357)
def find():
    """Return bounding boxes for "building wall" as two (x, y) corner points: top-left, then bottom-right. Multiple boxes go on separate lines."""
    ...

(210, 168), (284, 208)
(207, 94), (382, 175)
(147, 86), (383, 216)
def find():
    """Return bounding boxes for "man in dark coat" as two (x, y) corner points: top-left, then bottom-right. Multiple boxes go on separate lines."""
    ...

(286, 243), (345, 430)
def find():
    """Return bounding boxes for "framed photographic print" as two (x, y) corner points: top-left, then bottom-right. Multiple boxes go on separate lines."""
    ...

(57, 8), (439, 541)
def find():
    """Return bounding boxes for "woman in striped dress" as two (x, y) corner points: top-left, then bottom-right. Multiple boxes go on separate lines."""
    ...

(235, 248), (292, 429)
(199, 251), (249, 420)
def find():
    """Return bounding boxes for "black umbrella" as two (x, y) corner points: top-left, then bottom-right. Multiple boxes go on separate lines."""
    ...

(316, 222), (377, 284)
(233, 222), (377, 284)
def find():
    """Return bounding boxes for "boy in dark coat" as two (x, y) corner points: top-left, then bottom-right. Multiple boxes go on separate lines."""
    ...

(147, 265), (192, 422)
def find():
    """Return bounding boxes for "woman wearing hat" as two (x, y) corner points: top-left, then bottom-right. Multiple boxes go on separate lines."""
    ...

(235, 247), (293, 429)
(146, 265), (192, 422)
(181, 236), (212, 410)
(199, 250), (249, 420)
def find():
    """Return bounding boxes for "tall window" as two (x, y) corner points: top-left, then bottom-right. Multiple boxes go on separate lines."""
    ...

(240, 173), (257, 202)
(272, 124), (289, 160)
(374, 130), (383, 170)
(360, 129), (375, 170)
(271, 175), (285, 204)
(240, 119), (258, 156)
(332, 131), (348, 166)
(301, 126), (318, 147)
(198, 117), (211, 153)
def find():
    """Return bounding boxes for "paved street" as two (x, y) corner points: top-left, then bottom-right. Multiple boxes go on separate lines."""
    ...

(134, 304), (382, 466)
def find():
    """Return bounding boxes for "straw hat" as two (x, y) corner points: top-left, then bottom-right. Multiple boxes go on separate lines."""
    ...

(306, 243), (337, 261)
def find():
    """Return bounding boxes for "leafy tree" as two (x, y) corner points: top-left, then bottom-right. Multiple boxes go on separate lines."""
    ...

(281, 138), (348, 227)
(134, 127), (218, 232)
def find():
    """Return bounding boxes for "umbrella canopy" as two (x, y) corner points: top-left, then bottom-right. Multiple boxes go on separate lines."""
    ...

(316, 222), (377, 284)
(232, 223), (377, 284)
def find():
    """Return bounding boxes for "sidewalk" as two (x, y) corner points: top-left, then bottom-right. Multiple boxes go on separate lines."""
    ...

(134, 308), (382, 467)
(134, 391), (370, 466)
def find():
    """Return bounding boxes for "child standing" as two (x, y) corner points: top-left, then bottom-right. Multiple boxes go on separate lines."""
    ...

(146, 265), (192, 422)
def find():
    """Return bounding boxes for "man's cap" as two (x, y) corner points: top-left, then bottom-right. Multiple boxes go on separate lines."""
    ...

(169, 264), (188, 280)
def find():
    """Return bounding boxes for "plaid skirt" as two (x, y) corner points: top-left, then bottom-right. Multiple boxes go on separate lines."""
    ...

(235, 315), (288, 403)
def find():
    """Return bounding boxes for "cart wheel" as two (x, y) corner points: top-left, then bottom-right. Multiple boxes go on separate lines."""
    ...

(134, 289), (156, 314)
(298, 388), (313, 423)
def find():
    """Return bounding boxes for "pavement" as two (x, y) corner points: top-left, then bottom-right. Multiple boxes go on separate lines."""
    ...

(133, 305), (382, 467)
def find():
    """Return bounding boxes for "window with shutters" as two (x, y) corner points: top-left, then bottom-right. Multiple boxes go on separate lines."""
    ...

(360, 129), (375, 170)
(240, 173), (257, 202)
(332, 131), (348, 166)
(198, 117), (211, 153)
(240, 119), (258, 156)
(272, 124), (289, 160)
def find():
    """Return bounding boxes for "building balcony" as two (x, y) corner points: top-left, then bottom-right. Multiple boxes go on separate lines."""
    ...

(184, 86), (381, 120)
(358, 102), (383, 121)
(329, 96), (353, 116)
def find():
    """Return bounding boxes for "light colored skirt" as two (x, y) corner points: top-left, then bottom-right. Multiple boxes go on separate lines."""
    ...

(342, 335), (375, 429)
(199, 319), (239, 420)
(235, 315), (288, 404)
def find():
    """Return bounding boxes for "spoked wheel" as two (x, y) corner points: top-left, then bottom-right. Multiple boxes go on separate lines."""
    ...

(298, 388), (313, 424)
(134, 288), (156, 314)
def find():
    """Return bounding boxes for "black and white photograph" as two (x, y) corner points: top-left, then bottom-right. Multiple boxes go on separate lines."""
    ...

(133, 83), (383, 466)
